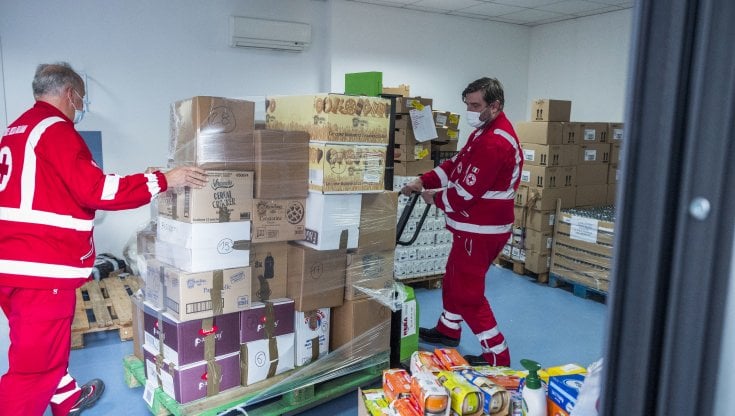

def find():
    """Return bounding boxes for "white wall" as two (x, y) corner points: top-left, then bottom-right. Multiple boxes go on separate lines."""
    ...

(527, 9), (632, 122)
(0, 0), (632, 258)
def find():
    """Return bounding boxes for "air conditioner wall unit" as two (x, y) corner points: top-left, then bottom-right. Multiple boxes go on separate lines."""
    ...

(229, 16), (311, 52)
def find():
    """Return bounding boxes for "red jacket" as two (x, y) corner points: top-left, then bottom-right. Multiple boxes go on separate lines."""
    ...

(0, 101), (168, 289)
(421, 112), (522, 238)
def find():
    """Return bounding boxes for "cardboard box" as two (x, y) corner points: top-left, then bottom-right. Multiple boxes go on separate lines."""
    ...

(265, 94), (390, 144)
(395, 96), (433, 114)
(394, 141), (430, 162)
(169, 96), (256, 169)
(356, 192), (398, 254)
(547, 373), (585, 416)
(157, 216), (250, 250)
(435, 126), (460, 142)
(154, 237), (250, 274)
(524, 250), (550, 274)
(251, 198), (306, 243)
(562, 122), (580, 144)
(515, 121), (564, 145)
(382, 84), (410, 97)
(253, 130), (309, 199)
(575, 164), (610, 186)
(249, 242), (288, 302)
(144, 345), (241, 405)
(524, 208), (556, 233)
(143, 258), (167, 310)
(578, 143), (611, 164)
(432, 141), (459, 152)
(530, 99), (571, 122)
(159, 263), (252, 322)
(308, 142), (387, 193)
(300, 192), (361, 250)
(579, 122), (610, 143)
(609, 123), (624, 141)
(287, 243), (347, 311)
(239, 298), (295, 344)
(394, 113), (410, 130)
(521, 165), (576, 188)
(294, 308), (330, 366)
(611, 143), (621, 165)
(345, 251), (395, 300)
(393, 158), (434, 177)
(524, 229), (553, 253)
(575, 184), (609, 207)
(158, 170), (254, 223)
(521, 143), (578, 167)
(143, 310), (240, 366)
(607, 183), (617, 205)
(526, 186), (576, 210)
(330, 298), (391, 354)
(240, 333), (295, 386)
(131, 295), (146, 360)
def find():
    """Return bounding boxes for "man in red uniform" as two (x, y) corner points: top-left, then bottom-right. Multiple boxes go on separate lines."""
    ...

(0, 62), (207, 415)
(402, 77), (522, 367)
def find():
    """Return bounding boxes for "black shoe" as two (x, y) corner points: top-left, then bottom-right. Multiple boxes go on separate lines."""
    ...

(68, 379), (105, 416)
(463, 354), (489, 366)
(419, 327), (460, 347)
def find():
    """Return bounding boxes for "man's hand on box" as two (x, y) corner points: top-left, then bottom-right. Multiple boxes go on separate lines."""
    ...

(164, 166), (208, 189)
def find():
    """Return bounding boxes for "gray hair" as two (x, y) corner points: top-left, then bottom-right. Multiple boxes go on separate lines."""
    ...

(32, 62), (84, 99)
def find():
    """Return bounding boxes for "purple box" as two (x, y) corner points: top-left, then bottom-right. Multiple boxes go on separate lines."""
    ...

(143, 309), (240, 366)
(239, 298), (295, 344)
(143, 344), (241, 405)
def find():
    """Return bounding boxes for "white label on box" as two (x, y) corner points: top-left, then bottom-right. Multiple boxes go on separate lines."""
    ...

(523, 149), (536, 162)
(363, 171), (381, 183)
(410, 105), (439, 143)
(613, 128), (623, 140)
(521, 170), (531, 183)
(402, 299), (417, 338)
(549, 214), (555, 226)
(545, 237), (553, 249)
(435, 113), (448, 126)
(584, 149), (598, 161)
(569, 216), (599, 243)
(143, 380), (156, 407)
(584, 128), (596, 141)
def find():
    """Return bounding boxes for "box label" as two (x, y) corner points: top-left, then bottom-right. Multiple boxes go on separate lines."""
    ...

(569, 216), (599, 243)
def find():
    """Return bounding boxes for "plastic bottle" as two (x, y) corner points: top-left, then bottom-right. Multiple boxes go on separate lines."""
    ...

(521, 359), (547, 416)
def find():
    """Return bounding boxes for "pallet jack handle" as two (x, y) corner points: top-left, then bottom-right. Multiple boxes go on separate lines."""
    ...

(396, 191), (432, 246)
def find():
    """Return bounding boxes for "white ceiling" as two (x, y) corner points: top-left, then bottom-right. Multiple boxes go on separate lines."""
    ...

(345, 0), (634, 26)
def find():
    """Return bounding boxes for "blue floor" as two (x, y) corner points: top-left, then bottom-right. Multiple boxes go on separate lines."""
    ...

(0, 264), (607, 415)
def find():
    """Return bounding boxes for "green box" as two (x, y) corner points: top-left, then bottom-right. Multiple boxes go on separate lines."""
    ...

(345, 71), (383, 97)
(397, 283), (419, 363)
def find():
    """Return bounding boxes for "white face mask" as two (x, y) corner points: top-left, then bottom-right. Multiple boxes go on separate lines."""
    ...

(466, 110), (485, 128)
(69, 90), (86, 124)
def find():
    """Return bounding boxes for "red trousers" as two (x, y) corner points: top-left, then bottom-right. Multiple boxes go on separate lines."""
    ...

(0, 286), (82, 416)
(436, 233), (510, 356)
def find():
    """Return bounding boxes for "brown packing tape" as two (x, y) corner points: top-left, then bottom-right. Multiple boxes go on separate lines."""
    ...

(240, 344), (249, 386)
(202, 317), (215, 362)
(212, 270), (224, 316)
(310, 335), (320, 363)
(206, 359), (222, 397)
(233, 240), (251, 251)
(268, 337), (279, 378)
(265, 301), (279, 378)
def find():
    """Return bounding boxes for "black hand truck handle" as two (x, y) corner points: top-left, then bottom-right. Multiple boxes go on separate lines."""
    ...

(396, 192), (432, 246)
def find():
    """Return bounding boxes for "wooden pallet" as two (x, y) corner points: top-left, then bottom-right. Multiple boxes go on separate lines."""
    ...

(396, 274), (443, 289)
(548, 274), (607, 303)
(494, 256), (549, 283)
(71, 272), (141, 349)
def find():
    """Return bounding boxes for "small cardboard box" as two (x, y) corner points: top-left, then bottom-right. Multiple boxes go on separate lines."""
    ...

(169, 96), (256, 169)
(302, 192), (361, 251)
(521, 165), (576, 188)
(294, 308), (330, 366)
(576, 164), (610, 186)
(287, 243), (347, 311)
(157, 216), (250, 249)
(330, 298), (391, 354)
(251, 198), (306, 243)
(382, 84), (410, 97)
(394, 142), (431, 162)
(143, 344), (241, 405)
(526, 186), (576, 210)
(249, 242), (288, 302)
(394, 96), (433, 114)
(522, 143), (578, 167)
(393, 158), (434, 177)
(265, 94), (390, 144)
(240, 333), (295, 386)
(161, 264), (252, 322)
(239, 298), (295, 344)
(524, 249), (551, 274)
(356, 192), (397, 254)
(524, 208), (556, 233)
(578, 122), (610, 143)
(562, 122), (580, 144)
(143, 310), (240, 366)
(308, 142), (387, 193)
(154, 237), (250, 274)
(345, 251), (395, 301)
(578, 143), (611, 164)
(158, 170), (254, 223)
(515, 121), (565, 145)
(575, 184), (609, 207)
(253, 130), (309, 199)
(523, 229), (553, 252)
(530, 99), (571, 122)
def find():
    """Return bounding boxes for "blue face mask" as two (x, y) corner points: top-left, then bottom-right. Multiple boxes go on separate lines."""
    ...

(70, 90), (86, 124)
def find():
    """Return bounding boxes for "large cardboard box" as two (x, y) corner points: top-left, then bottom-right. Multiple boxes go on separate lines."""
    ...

(356, 192), (398, 254)
(524, 229), (553, 253)
(253, 130), (309, 199)
(515, 121), (564, 145)
(522, 143), (578, 167)
(578, 122), (610, 143)
(240, 333), (295, 386)
(578, 143), (611, 164)
(330, 298), (391, 354)
(345, 251), (395, 301)
(159, 263), (252, 322)
(308, 142), (387, 193)
(294, 308), (330, 367)
(393, 158), (434, 176)
(251, 198), (306, 243)
(249, 242), (288, 302)
(524, 250), (550, 274)
(169, 96), (256, 169)
(530, 99), (571, 122)
(526, 186), (576, 210)
(155, 235), (250, 274)
(157, 216), (250, 250)
(265, 94), (390, 144)
(239, 298), (295, 344)
(575, 164), (610, 186)
(302, 192), (361, 250)
(524, 208), (556, 233)
(575, 184), (609, 207)
(521, 165), (576, 188)
(143, 345), (240, 405)
(158, 170), (254, 223)
(287, 243), (347, 311)
(143, 310), (240, 366)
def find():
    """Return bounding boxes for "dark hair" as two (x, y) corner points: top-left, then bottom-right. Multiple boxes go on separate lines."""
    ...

(462, 77), (505, 109)
(32, 62), (84, 98)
